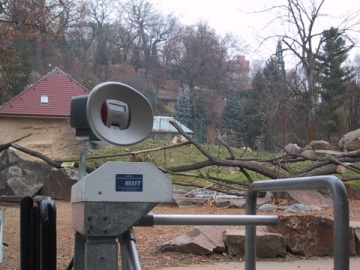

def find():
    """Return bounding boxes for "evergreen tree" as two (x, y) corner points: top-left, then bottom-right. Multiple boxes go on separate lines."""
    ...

(263, 40), (286, 93)
(16, 41), (31, 88)
(243, 71), (267, 149)
(261, 40), (289, 148)
(174, 91), (192, 128)
(316, 27), (354, 140)
(190, 91), (208, 143)
(219, 89), (244, 147)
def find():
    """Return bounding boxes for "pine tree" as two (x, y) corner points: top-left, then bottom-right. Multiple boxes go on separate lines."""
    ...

(190, 91), (208, 143)
(243, 71), (267, 149)
(261, 40), (289, 148)
(220, 89), (244, 147)
(174, 91), (192, 128)
(263, 40), (286, 93)
(316, 27), (354, 140)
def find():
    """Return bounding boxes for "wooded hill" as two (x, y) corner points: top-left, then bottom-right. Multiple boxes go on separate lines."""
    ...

(1, 0), (360, 151)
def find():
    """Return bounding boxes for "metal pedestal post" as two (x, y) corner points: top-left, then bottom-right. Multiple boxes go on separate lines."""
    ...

(73, 233), (86, 270)
(74, 234), (118, 270)
(86, 237), (118, 270)
(119, 228), (142, 270)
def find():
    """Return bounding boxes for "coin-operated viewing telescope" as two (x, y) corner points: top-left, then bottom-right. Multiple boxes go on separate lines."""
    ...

(70, 82), (153, 145)
(86, 82), (153, 145)
(70, 82), (173, 270)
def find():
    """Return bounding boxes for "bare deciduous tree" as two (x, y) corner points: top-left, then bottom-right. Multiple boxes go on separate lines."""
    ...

(121, 0), (178, 81)
(268, 0), (359, 141)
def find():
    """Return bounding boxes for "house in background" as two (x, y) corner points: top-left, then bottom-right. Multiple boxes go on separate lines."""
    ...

(0, 68), (90, 159)
(157, 88), (178, 115)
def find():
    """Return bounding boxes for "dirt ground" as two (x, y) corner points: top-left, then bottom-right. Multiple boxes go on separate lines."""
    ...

(1, 199), (360, 270)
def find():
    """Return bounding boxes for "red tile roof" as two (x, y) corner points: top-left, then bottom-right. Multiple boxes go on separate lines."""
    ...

(0, 68), (90, 117)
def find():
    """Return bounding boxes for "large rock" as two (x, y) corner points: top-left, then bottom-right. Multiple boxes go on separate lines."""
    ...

(304, 140), (331, 150)
(154, 226), (225, 255)
(267, 215), (356, 257)
(224, 229), (286, 258)
(339, 129), (360, 151)
(279, 143), (301, 157)
(271, 190), (333, 207)
(214, 197), (246, 208)
(300, 149), (316, 158)
(172, 194), (211, 207)
(0, 150), (51, 196)
(351, 221), (360, 255)
(0, 149), (77, 199)
(39, 167), (79, 201)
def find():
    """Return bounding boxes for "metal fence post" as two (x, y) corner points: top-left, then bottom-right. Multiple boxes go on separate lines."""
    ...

(245, 175), (349, 270)
(20, 196), (34, 270)
(34, 196), (57, 270)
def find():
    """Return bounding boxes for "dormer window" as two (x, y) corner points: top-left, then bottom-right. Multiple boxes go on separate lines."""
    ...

(40, 95), (49, 104)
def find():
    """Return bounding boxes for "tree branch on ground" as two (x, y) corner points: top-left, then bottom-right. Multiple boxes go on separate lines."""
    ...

(61, 140), (191, 162)
(173, 181), (245, 196)
(216, 129), (236, 159)
(166, 119), (284, 179)
(164, 120), (360, 185)
(204, 173), (250, 188)
(0, 134), (32, 152)
(10, 143), (63, 168)
(198, 171), (248, 192)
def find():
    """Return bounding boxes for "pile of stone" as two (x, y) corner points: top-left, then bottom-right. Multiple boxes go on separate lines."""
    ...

(0, 149), (78, 201)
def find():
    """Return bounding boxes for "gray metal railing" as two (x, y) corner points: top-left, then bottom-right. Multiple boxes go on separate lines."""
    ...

(245, 175), (349, 270)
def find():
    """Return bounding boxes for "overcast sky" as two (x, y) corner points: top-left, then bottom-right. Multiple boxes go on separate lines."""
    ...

(151, 0), (360, 64)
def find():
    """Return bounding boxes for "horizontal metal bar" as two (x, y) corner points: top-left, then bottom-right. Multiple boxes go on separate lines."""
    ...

(0, 196), (25, 208)
(151, 214), (278, 226)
